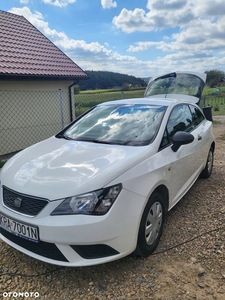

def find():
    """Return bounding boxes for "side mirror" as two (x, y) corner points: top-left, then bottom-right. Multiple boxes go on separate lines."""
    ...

(171, 131), (194, 152)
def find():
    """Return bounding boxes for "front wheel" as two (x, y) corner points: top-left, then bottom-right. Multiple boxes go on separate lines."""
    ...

(200, 147), (214, 178)
(134, 192), (165, 257)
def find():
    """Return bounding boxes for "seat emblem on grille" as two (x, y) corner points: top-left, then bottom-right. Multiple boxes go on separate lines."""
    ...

(14, 197), (22, 208)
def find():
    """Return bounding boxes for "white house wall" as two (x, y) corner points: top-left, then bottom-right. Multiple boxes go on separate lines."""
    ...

(0, 80), (75, 156)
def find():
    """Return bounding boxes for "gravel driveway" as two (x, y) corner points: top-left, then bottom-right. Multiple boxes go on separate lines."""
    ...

(1, 117), (225, 300)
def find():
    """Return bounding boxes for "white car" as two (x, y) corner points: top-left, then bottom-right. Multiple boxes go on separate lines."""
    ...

(0, 72), (215, 266)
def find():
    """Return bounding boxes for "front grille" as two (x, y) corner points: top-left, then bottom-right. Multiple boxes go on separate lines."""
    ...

(71, 244), (119, 259)
(0, 227), (68, 262)
(3, 186), (49, 216)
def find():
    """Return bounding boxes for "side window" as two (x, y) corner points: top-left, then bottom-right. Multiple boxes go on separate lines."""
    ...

(167, 105), (194, 139)
(189, 105), (205, 126)
(160, 105), (193, 148)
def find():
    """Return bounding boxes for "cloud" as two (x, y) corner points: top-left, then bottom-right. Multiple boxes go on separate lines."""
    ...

(42, 0), (76, 7)
(8, 2), (225, 77)
(112, 1), (194, 33)
(193, 0), (225, 16)
(101, 0), (117, 9)
(113, 8), (154, 33)
(113, 0), (225, 33)
(8, 7), (141, 75)
(9, 7), (61, 37)
(20, 0), (30, 3)
(128, 16), (225, 54)
(119, 0), (225, 75)
(147, 0), (187, 11)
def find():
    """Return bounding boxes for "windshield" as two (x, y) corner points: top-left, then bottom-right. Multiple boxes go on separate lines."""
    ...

(60, 104), (167, 146)
(145, 73), (205, 99)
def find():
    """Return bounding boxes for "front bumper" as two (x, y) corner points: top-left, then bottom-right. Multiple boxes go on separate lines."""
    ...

(0, 188), (146, 266)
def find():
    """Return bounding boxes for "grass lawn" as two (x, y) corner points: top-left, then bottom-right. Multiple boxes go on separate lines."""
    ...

(204, 99), (225, 115)
(202, 86), (225, 96)
(74, 88), (145, 116)
(201, 86), (225, 115)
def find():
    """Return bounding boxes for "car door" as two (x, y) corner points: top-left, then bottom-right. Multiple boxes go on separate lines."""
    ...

(159, 104), (203, 208)
(188, 104), (211, 167)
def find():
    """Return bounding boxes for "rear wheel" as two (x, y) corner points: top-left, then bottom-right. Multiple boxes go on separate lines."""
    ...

(134, 192), (165, 257)
(200, 147), (214, 178)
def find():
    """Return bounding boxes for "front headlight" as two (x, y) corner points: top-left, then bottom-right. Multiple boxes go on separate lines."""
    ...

(51, 184), (122, 216)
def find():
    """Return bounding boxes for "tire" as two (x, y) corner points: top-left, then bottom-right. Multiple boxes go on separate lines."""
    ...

(200, 147), (214, 179)
(134, 192), (165, 257)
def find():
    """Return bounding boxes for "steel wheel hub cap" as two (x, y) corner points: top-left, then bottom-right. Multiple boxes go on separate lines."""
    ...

(145, 201), (163, 245)
(207, 151), (213, 172)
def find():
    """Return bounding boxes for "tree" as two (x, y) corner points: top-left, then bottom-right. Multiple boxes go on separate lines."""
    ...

(78, 70), (147, 90)
(121, 83), (130, 91)
(73, 84), (80, 94)
(205, 69), (225, 87)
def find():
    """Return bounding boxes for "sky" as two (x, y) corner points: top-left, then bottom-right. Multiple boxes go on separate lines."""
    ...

(1, 0), (225, 78)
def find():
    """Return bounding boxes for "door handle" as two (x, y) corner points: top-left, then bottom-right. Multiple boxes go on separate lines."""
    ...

(198, 135), (202, 140)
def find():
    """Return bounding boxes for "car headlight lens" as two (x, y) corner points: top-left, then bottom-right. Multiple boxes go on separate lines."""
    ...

(51, 184), (122, 216)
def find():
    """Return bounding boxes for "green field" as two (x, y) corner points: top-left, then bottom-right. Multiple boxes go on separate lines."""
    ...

(74, 88), (145, 116)
(201, 86), (225, 115)
(74, 87), (225, 117)
(202, 86), (225, 96)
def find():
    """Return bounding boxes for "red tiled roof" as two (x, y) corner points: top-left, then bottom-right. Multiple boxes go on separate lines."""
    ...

(0, 10), (88, 79)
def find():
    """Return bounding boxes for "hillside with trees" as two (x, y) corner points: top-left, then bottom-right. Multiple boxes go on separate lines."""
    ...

(77, 69), (225, 91)
(78, 70), (147, 91)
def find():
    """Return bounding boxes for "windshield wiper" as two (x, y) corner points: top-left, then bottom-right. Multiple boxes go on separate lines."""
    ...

(56, 134), (74, 140)
(92, 139), (124, 145)
(58, 135), (124, 145)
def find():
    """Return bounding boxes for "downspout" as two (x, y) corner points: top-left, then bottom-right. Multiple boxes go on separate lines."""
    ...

(68, 80), (78, 122)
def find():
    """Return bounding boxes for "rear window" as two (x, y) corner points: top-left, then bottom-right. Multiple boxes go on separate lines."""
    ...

(145, 73), (204, 98)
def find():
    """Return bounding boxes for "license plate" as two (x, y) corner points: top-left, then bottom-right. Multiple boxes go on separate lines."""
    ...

(0, 213), (39, 243)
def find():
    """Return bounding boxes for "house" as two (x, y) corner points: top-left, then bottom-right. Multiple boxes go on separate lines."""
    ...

(0, 10), (88, 157)
(217, 80), (225, 87)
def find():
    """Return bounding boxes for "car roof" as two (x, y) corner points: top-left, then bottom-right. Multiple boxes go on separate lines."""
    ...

(97, 97), (189, 108)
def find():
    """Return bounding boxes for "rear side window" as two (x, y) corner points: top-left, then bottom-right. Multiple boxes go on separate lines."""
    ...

(189, 105), (205, 126)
